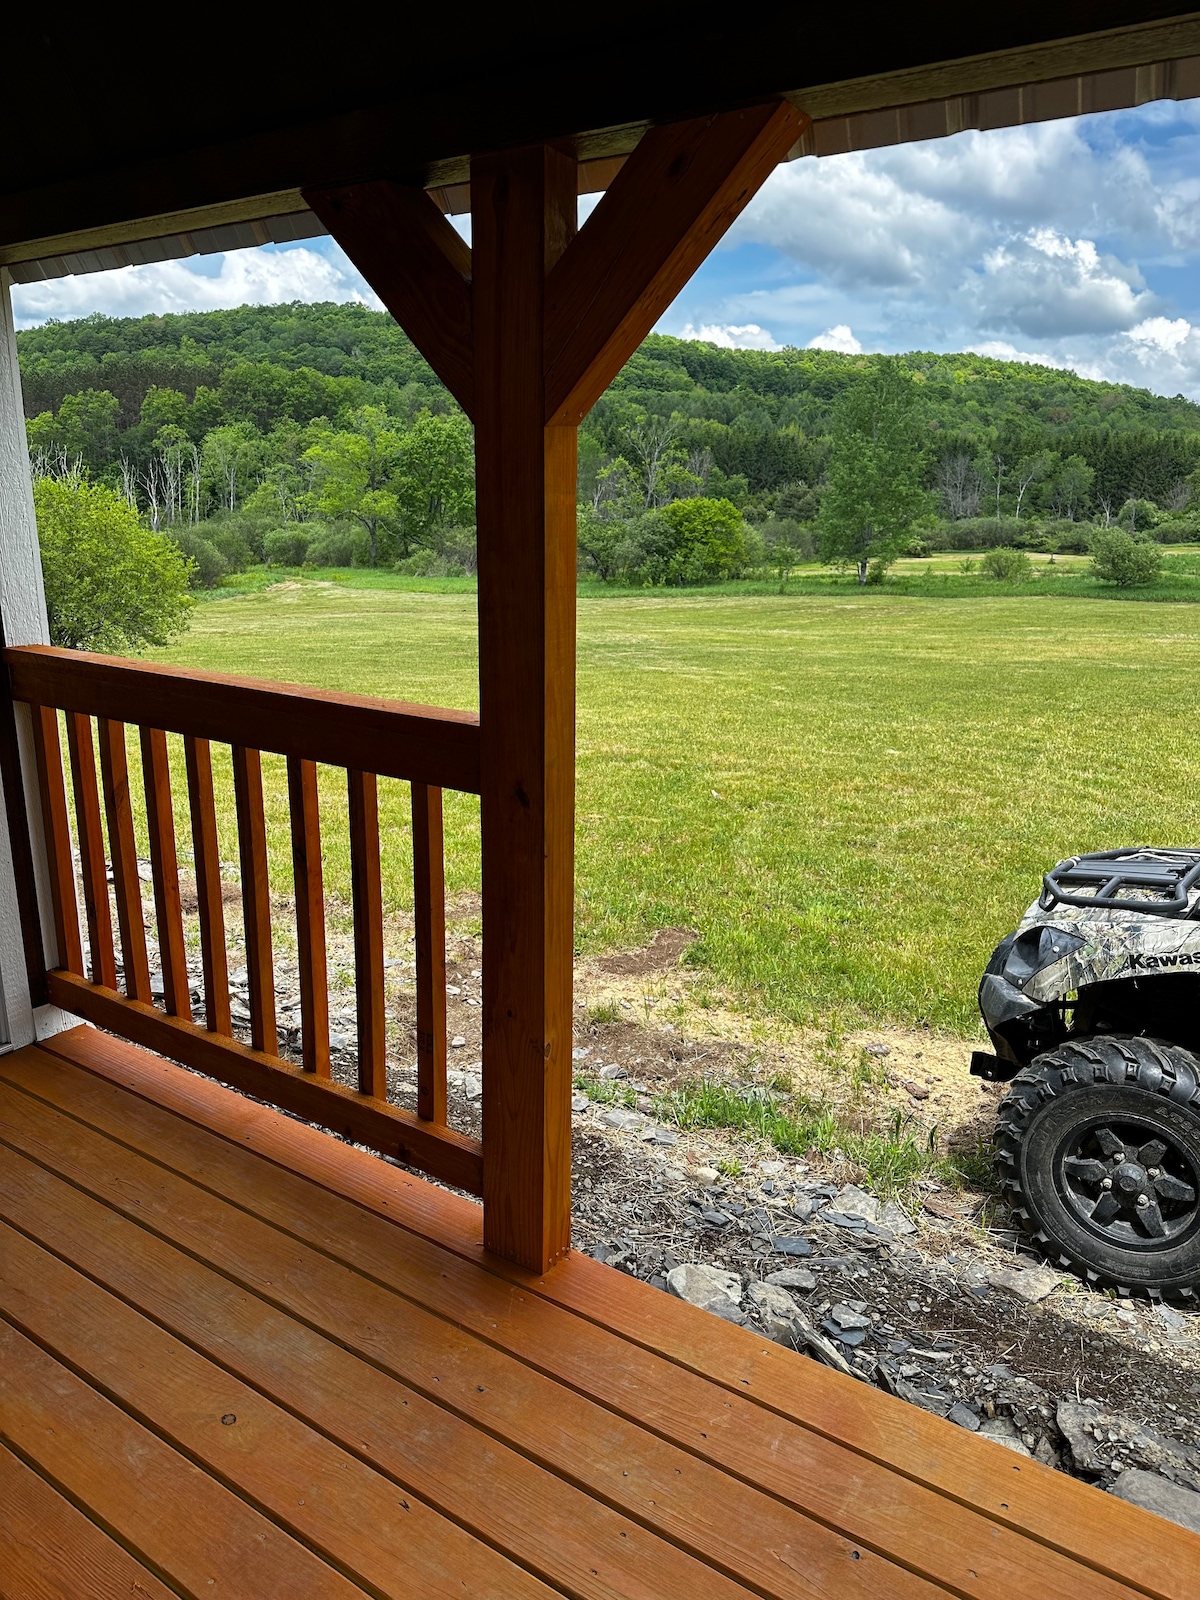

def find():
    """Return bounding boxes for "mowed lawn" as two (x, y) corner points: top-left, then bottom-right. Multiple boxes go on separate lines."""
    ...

(152, 580), (1200, 1034)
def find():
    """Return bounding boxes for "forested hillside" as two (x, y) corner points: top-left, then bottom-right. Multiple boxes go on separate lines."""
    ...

(19, 301), (1200, 585)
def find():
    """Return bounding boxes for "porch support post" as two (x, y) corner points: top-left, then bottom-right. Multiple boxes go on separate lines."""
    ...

(473, 144), (579, 1271)
(0, 269), (73, 1048)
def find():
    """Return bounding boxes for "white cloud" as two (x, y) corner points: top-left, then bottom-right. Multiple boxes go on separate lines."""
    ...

(965, 340), (1069, 367)
(10, 245), (381, 327)
(960, 228), (1156, 338)
(676, 321), (782, 350)
(807, 324), (862, 353)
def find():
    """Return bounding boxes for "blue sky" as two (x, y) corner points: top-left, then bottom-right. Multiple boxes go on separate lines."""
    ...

(15, 100), (1200, 399)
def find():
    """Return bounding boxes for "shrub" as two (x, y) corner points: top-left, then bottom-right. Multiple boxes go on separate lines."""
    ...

(933, 516), (1018, 551)
(204, 523), (256, 572)
(1043, 520), (1093, 554)
(263, 527), (311, 566)
(658, 496), (748, 583)
(1089, 528), (1163, 587)
(34, 476), (193, 651)
(981, 546), (1033, 584)
(169, 530), (227, 589)
(303, 526), (356, 567)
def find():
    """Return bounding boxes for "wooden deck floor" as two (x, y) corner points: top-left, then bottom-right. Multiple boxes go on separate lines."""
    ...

(0, 1028), (1193, 1600)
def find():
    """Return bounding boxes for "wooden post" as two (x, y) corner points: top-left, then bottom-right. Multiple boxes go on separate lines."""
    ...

(305, 101), (804, 1270)
(473, 144), (579, 1271)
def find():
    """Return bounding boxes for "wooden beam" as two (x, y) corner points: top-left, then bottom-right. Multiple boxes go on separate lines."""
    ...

(474, 143), (578, 1273)
(304, 181), (474, 417)
(543, 102), (806, 424)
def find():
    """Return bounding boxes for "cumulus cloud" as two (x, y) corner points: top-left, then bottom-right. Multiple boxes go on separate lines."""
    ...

(10, 244), (381, 327)
(807, 324), (862, 353)
(960, 228), (1157, 338)
(676, 321), (782, 350)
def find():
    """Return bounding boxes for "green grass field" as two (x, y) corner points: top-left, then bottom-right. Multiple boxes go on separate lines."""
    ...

(153, 574), (1200, 1036)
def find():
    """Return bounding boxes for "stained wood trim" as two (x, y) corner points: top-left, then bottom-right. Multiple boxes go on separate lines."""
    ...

(5, 646), (481, 794)
(64, 712), (116, 989)
(96, 719), (152, 1003)
(347, 769), (386, 1098)
(287, 756), (330, 1077)
(183, 736), (231, 1036)
(231, 746), (277, 1057)
(411, 783), (447, 1124)
(543, 101), (806, 424)
(27, 705), (83, 976)
(304, 181), (474, 417)
(139, 727), (191, 1020)
(43, 974), (483, 1193)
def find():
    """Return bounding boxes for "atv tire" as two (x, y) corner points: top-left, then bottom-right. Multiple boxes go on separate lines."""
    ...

(995, 1035), (1200, 1300)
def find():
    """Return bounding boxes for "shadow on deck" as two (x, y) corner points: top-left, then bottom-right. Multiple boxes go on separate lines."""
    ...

(0, 1026), (1192, 1599)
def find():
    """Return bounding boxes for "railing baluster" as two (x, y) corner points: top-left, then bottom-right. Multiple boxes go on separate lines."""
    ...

(28, 705), (83, 975)
(412, 783), (447, 1124)
(232, 745), (277, 1057)
(140, 727), (191, 1020)
(184, 736), (232, 1036)
(97, 718), (152, 1003)
(287, 756), (330, 1077)
(64, 713), (116, 988)
(347, 769), (386, 1098)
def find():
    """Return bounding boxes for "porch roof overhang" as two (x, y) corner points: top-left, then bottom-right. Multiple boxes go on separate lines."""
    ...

(4, 6), (1200, 285)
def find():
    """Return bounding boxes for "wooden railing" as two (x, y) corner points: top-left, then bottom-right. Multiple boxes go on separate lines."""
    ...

(5, 645), (483, 1194)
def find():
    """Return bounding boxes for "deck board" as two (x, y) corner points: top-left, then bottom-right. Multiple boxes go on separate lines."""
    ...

(1, 1030), (1195, 1600)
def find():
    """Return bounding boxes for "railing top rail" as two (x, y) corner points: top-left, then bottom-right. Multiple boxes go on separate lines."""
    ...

(5, 646), (481, 794)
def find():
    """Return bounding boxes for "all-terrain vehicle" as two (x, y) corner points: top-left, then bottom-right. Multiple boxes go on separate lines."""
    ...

(972, 849), (1200, 1300)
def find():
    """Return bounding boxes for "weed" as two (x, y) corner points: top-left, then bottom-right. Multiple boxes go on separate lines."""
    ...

(717, 1157), (744, 1178)
(574, 1075), (634, 1108)
(585, 1001), (622, 1026)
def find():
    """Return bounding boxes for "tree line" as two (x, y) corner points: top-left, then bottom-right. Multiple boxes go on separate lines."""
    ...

(19, 301), (1200, 593)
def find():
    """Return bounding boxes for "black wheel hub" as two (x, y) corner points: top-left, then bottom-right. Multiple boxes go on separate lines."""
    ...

(1056, 1120), (1200, 1250)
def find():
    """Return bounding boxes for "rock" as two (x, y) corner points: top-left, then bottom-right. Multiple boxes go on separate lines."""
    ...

(450, 1035), (466, 1048)
(463, 1074), (482, 1100)
(601, 1107), (643, 1132)
(789, 1196), (815, 1221)
(783, 1308), (860, 1378)
(769, 1235), (812, 1257)
(828, 1304), (872, 1331)
(864, 1042), (890, 1057)
(834, 1184), (882, 1224)
(823, 1323), (868, 1347)
(905, 1082), (930, 1100)
(986, 1261), (1062, 1304)
(978, 1417), (1033, 1457)
(1110, 1469), (1200, 1534)
(746, 1282), (803, 1341)
(599, 1063), (628, 1080)
(690, 1166), (721, 1187)
(1057, 1401), (1200, 1491)
(701, 1209), (732, 1227)
(765, 1268), (817, 1292)
(571, 1093), (589, 1112)
(666, 1263), (743, 1313)
(571, 1046), (590, 1060)
(947, 1402), (981, 1432)
(824, 1212), (868, 1231)
(878, 1200), (917, 1236)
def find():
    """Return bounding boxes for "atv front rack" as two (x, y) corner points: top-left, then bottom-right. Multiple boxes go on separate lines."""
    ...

(1040, 848), (1200, 918)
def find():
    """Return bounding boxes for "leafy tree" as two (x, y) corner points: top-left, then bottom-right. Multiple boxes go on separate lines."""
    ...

(304, 406), (404, 567)
(26, 389), (121, 477)
(34, 476), (193, 650)
(392, 411), (474, 554)
(658, 496), (748, 582)
(817, 358), (928, 583)
(1089, 528), (1162, 587)
(1048, 454), (1094, 520)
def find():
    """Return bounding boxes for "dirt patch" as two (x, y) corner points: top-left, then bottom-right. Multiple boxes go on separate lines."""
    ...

(178, 877), (243, 916)
(597, 927), (697, 978)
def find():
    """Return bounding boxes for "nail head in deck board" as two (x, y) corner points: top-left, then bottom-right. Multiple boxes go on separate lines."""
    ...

(27, 703), (82, 974)
(43, 973), (483, 1193)
(4, 645), (481, 793)
(411, 781), (448, 1123)
(184, 734), (232, 1035)
(139, 725), (191, 1020)
(0, 1041), (1168, 1600)
(0, 1225), (563, 1600)
(231, 743), (277, 1057)
(33, 1029), (1194, 1600)
(63, 711), (116, 989)
(347, 767), (386, 1099)
(303, 181), (475, 417)
(96, 717), (152, 1003)
(288, 754), (331, 1076)
(0, 1320), (361, 1599)
(0, 1444), (178, 1600)
(0, 1153), (798, 1600)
